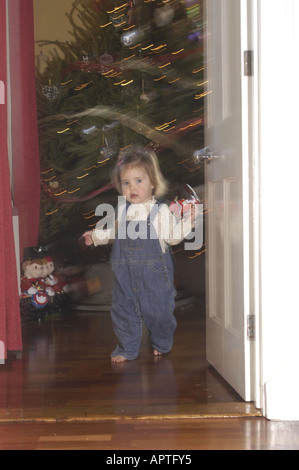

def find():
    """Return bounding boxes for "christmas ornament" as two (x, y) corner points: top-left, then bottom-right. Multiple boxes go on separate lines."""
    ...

(102, 121), (120, 133)
(99, 53), (113, 64)
(120, 28), (139, 46)
(154, 5), (175, 28)
(140, 77), (158, 102)
(49, 181), (59, 189)
(121, 24), (149, 46)
(82, 125), (98, 136)
(99, 144), (118, 160)
(99, 121), (120, 160)
(98, 53), (114, 73)
(42, 81), (59, 101)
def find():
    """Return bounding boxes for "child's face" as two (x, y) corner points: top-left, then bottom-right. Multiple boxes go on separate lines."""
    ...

(120, 166), (154, 204)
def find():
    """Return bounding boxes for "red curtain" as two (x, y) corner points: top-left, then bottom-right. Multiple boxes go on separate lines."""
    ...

(0, 0), (22, 357)
(8, 0), (41, 261)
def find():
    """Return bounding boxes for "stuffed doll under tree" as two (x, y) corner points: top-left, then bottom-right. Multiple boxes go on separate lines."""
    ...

(20, 253), (68, 320)
(40, 256), (65, 294)
(20, 258), (55, 310)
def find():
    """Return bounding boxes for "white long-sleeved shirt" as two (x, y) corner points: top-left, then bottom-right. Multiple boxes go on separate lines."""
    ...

(91, 198), (197, 253)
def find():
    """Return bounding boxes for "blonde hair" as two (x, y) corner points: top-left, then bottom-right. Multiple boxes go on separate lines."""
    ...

(111, 146), (168, 199)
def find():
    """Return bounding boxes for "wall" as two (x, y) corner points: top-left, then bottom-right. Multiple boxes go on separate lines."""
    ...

(33, 0), (80, 73)
(258, 0), (299, 420)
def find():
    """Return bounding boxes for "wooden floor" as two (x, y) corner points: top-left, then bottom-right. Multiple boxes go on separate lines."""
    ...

(1, 295), (299, 450)
(1, 418), (299, 450)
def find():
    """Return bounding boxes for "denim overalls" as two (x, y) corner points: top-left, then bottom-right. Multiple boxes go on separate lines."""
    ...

(110, 201), (177, 360)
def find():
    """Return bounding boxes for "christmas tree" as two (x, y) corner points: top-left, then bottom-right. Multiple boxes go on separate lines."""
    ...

(36, 0), (205, 261)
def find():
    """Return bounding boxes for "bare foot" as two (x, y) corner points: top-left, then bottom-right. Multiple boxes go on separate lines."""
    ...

(111, 355), (127, 363)
(153, 349), (163, 356)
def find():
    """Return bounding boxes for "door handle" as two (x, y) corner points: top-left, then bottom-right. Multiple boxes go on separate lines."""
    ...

(193, 147), (223, 164)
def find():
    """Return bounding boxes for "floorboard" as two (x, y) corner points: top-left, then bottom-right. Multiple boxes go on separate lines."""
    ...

(0, 418), (299, 450)
(0, 296), (258, 423)
(5, 295), (298, 450)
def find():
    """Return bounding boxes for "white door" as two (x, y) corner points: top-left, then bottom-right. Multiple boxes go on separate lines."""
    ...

(204, 0), (255, 401)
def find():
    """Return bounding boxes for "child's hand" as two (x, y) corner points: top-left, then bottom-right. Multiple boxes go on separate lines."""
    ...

(81, 231), (94, 246)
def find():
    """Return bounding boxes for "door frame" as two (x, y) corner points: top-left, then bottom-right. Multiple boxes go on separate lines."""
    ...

(205, 0), (299, 419)
(256, 0), (299, 421)
(246, 0), (262, 411)
(243, 0), (299, 419)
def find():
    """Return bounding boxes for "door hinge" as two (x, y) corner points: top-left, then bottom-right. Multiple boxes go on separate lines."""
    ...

(247, 315), (255, 341)
(244, 50), (254, 77)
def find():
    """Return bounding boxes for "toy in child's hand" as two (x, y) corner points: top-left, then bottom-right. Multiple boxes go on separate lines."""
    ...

(78, 232), (94, 248)
(169, 184), (200, 217)
(78, 235), (87, 249)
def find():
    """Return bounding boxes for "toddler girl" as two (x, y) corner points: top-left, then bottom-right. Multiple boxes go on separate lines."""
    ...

(83, 146), (197, 363)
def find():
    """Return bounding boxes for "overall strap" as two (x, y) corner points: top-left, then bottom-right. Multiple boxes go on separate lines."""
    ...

(146, 201), (162, 241)
(147, 200), (161, 223)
